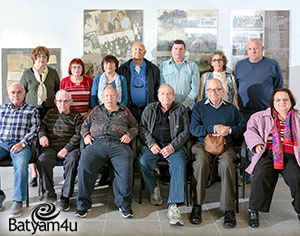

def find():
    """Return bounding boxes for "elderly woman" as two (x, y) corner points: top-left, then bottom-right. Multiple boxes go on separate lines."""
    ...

(60, 58), (93, 119)
(90, 55), (128, 108)
(197, 50), (238, 107)
(20, 46), (60, 187)
(244, 88), (300, 228)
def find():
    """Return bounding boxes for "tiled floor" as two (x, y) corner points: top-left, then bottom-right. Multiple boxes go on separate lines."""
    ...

(0, 166), (300, 236)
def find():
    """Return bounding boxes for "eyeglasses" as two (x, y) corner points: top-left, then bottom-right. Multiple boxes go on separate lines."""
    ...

(211, 59), (223, 63)
(71, 65), (82, 70)
(206, 88), (223, 93)
(133, 76), (146, 88)
(56, 100), (71, 103)
(274, 98), (290, 103)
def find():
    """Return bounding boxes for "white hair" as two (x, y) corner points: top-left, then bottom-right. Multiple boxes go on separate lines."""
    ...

(8, 82), (25, 92)
(55, 89), (72, 100)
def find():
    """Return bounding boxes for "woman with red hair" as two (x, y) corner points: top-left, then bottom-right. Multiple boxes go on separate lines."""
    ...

(60, 58), (93, 119)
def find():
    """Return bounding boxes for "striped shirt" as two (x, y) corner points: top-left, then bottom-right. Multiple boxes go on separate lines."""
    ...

(60, 76), (93, 116)
(266, 120), (294, 154)
(38, 107), (83, 152)
(0, 102), (40, 145)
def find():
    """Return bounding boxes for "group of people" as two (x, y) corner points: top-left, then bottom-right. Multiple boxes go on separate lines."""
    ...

(0, 38), (299, 230)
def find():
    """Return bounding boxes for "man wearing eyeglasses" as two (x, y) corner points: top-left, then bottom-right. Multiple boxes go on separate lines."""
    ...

(37, 89), (83, 211)
(159, 39), (199, 110)
(189, 78), (245, 228)
(118, 42), (160, 122)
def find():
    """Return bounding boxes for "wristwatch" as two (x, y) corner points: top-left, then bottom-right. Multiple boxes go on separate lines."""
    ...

(20, 142), (26, 148)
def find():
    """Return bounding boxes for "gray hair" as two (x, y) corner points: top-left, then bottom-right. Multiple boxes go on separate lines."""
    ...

(131, 42), (145, 50)
(248, 38), (263, 46)
(8, 82), (25, 92)
(55, 89), (72, 100)
(158, 84), (175, 95)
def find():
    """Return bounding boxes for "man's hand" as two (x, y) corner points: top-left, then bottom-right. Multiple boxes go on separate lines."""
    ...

(39, 136), (49, 147)
(214, 124), (231, 136)
(254, 144), (264, 153)
(161, 145), (174, 158)
(150, 144), (161, 155)
(120, 134), (131, 144)
(10, 142), (24, 154)
(84, 134), (95, 145)
(57, 148), (68, 159)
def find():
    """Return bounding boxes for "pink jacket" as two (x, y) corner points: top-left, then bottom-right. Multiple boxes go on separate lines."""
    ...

(244, 107), (300, 174)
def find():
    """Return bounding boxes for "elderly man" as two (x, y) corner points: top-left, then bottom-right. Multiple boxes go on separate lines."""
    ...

(36, 90), (83, 211)
(189, 78), (245, 228)
(118, 42), (160, 122)
(139, 84), (189, 226)
(76, 85), (138, 218)
(159, 39), (199, 110)
(235, 38), (283, 122)
(0, 82), (40, 217)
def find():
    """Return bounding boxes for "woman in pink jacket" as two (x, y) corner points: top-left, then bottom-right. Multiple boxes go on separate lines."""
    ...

(244, 88), (300, 228)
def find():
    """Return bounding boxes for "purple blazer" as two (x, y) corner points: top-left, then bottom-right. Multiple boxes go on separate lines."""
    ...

(244, 107), (300, 174)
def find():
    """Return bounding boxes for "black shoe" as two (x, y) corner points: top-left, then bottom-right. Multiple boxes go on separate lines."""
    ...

(119, 206), (134, 218)
(46, 196), (57, 204)
(30, 177), (37, 187)
(297, 213), (300, 221)
(224, 211), (236, 228)
(248, 208), (259, 228)
(59, 196), (70, 212)
(190, 205), (202, 224)
(75, 208), (91, 218)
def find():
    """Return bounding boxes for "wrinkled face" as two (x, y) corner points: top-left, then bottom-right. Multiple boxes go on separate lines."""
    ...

(103, 61), (116, 73)
(131, 43), (146, 61)
(206, 79), (224, 106)
(273, 91), (292, 116)
(211, 54), (224, 72)
(171, 44), (185, 63)
(34, 52), (48, 68)
(103, 87), (118, 109)
(70, 63), (83, 76)
(158, 85), (175, 108)
(8, 84), (26, 107)
(247, 41), (264, 63)
(55, 93), (72, 114)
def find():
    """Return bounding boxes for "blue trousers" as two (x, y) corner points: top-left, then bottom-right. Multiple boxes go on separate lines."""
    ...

(77, 137), (133, 211)
(0, 142), (31, 202)
(138, 146), (186, 204)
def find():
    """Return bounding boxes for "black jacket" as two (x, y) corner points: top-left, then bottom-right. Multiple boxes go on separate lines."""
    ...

(117, 58), (160, 106)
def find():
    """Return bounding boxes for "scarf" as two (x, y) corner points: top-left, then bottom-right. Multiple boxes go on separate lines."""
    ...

(98, 72), (122, 104)
(272, 108), (298, 169)
(33, 66), (48, 105)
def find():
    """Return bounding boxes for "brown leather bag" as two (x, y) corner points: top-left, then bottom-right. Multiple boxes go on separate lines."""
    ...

(204, 134), (226, 185)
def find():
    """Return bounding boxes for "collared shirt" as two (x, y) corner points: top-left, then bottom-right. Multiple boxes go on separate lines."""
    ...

(130, 60), (147, 106)
(159, 58), (200, 109)
(0, 102), (40, 145)
(204, 98), (227, 109)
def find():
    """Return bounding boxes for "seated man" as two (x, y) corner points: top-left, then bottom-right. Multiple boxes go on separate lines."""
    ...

(37, 90), (83, 210)
(76, 85), (138, 218)
(139, 84), (189, 226)
(189, 78), (245, 228)
(0, 82), (40, 217)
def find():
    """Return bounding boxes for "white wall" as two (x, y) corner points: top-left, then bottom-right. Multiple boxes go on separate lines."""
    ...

(1, 0), (299, 106)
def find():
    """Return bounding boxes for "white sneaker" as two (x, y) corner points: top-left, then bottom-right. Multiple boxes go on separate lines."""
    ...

(167, 203), (184, 226)
(150, 186), (163, 206)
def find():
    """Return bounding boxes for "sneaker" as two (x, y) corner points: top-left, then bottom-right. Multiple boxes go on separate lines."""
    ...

(75, 208), (91, 218)
(167, 203), (184, 226)
(119, 206), (134, 218)
(9, 202), (23, 218)
(150, 186), (163, 206)
(59, 196), (70, 211)
(0, 192), (6, 211)
(30, 177), (37, 187)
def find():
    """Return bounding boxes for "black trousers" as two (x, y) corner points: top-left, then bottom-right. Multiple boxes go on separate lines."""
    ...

(249, 150), (300, 213)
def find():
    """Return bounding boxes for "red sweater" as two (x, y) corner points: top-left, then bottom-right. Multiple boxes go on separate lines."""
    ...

(60, 76), (93, 116)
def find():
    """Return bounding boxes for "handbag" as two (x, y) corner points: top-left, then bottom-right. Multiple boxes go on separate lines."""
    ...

(204, 134), (226, 185)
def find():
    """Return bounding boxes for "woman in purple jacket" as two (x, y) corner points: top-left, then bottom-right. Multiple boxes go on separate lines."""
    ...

(244, 88), (300, 228)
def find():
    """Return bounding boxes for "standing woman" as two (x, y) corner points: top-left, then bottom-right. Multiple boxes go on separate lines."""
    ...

(197, 50), (238, 108)
(20, 46), (60, 187)
(60, 58), (93, 119)
(90, 55), (128, 108)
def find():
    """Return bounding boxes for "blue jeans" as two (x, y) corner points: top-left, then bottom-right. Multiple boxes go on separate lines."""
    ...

(77, 137), (133, 211)
(138, 146), (186, 204)
(0, 142), (31, 201)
